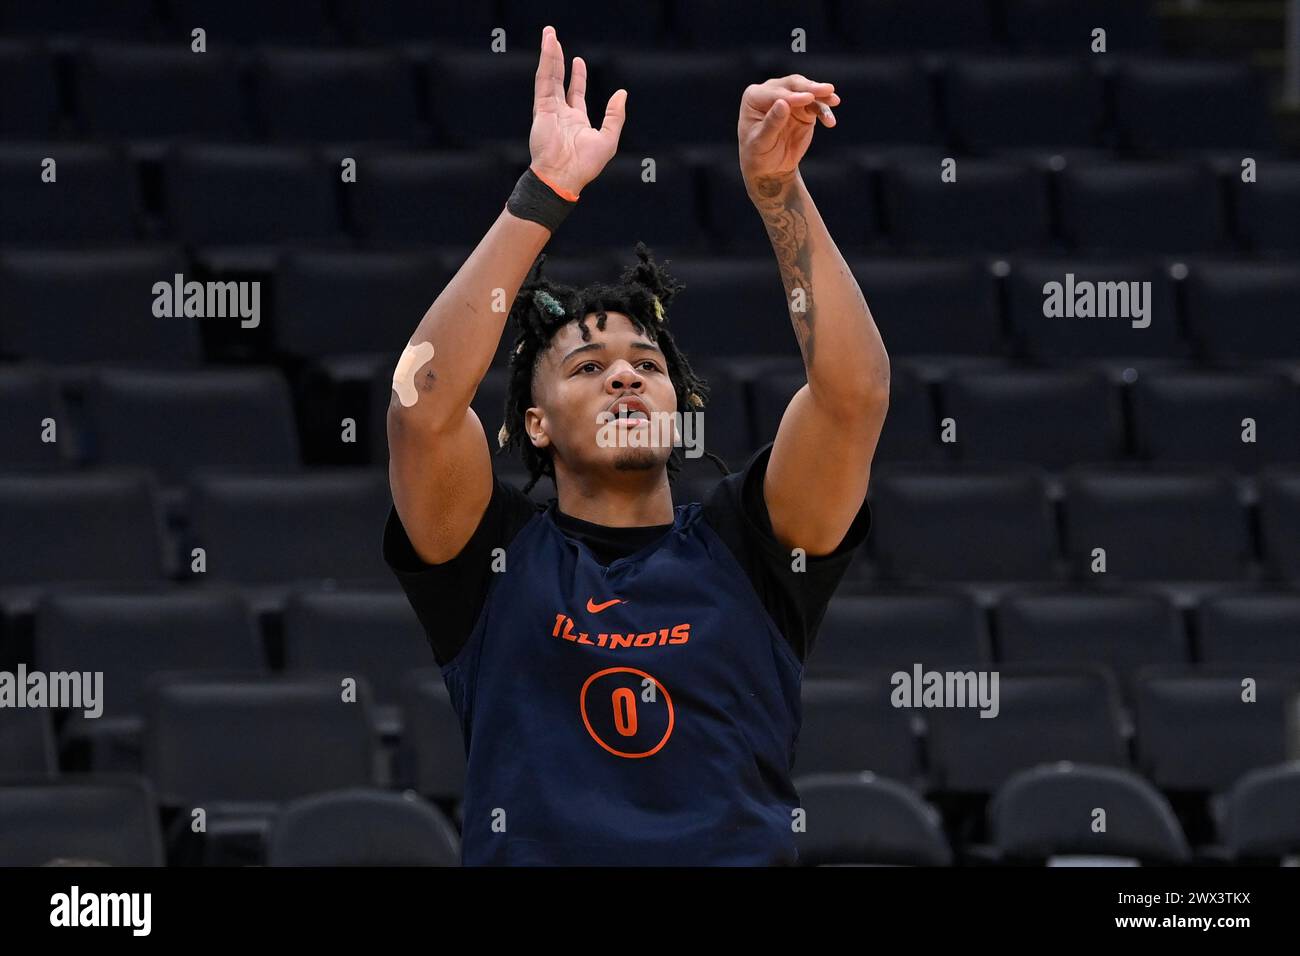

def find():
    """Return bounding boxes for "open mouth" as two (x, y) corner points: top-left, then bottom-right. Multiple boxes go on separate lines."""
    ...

(610, 398), (651, 421)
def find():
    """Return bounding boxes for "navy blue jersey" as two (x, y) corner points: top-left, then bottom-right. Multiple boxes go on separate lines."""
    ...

(384, 443), (871, 865)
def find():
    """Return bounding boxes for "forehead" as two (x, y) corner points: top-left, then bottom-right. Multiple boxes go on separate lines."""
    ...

(544, 311), (661, 360)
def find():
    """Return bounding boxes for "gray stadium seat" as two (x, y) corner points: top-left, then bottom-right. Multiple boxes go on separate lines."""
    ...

(398, 669), (467, 802)
(1197, 592), (1300, 664)
(0, 472), (166, 587)
(1134, 669), (1300, 793)
(267, 788), (460, 866)
(926, 669), (1128, 794)
(811, 590), (990, 676)
(870, 468), (1059, 581)
(283, 589), (431, 734)
(1222, 763), (1300, 861)
(84, 368), (301, 484)
(1062, 468), (1250, 581)
(0, 248), (199, 364)
(187, 470), (391, 584)
(990, 763), (1191, 864)
(793, 772), (952, 866)
(35, 590), (264, 770)
(794, 676), (922, 784)
(0, 776), (165, 866)
(1131, 371), (1300, 471)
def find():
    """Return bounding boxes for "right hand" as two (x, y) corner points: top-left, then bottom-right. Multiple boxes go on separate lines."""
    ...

(529, 25), (627, 197)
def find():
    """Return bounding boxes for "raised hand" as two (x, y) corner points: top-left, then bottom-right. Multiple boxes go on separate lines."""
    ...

(529, 25), (627, 197)
(738, 75), (839, 187)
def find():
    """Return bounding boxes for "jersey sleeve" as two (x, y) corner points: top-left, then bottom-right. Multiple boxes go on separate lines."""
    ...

(701, 442), (871, 663)
(383, 475), (542, 665)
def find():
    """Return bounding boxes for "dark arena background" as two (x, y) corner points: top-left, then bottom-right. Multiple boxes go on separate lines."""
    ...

(1, 0), (1299, 937)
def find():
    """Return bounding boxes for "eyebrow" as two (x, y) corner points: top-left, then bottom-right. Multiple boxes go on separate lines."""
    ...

(560, 341), (664, 364)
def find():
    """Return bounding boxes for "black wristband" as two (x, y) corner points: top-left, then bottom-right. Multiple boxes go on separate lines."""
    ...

(506, 166), (578, 232)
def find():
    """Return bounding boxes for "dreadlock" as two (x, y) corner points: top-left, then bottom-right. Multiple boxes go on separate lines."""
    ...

(498, 241), (731, 494)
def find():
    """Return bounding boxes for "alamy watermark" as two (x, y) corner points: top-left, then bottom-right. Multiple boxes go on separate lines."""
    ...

(890, 663), (999, 718)
(595, 404), (705, 459)
(0, 665), (102, 719)
(152, 273), (260, 328)
(1042, 273), (1151, 329)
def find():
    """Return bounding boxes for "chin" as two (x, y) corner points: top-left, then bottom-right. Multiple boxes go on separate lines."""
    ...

(611, 447), (668, 472)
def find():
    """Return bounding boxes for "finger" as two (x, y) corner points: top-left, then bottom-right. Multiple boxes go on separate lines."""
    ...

(776, 74), (836, 95)
(600, 88), (628, 143)
(749, 95), (791, 151)
(568, 55), (589, 119)
(746, 86), (816, 113)
(806, 99), (836, 127)
(533, 25), (564, 114)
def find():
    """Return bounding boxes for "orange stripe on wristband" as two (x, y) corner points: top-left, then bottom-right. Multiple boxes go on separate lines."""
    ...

(530, 166), (580, 202)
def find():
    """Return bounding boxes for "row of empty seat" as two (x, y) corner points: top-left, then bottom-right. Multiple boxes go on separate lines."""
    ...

(5, 763), (1298, 866)
(0, 0), (1169, 53)
(5, 364), (1299, 472)
(4, 668), (1298, 860)
(11, 586), (1300, 710)
(4, 145), (1299, 256)
(2, 466), (1299, 586)
(1, 43), (1271, 152)
(2, 252), (1298, 365)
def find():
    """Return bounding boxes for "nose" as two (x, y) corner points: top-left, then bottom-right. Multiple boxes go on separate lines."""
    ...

(604, 360), (645, 394)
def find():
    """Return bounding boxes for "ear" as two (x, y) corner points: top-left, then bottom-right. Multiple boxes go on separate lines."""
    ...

(523, 406), (550, 449)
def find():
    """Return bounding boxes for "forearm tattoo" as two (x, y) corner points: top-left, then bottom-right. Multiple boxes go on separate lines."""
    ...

(751, 174), (815, 365)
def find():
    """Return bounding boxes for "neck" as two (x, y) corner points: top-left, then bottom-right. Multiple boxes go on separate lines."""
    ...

(553, 465), (675, 527)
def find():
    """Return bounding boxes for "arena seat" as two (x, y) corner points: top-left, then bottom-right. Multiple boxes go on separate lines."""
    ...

(881, 159), (1053, 253)
(84, 368), (301, 483)
(186, 470), (391, 585)
(926, 668), (1128, 793)
(0, 365), (68, 469)
(254, 48), (423, 145)
(1197, 592), (1300, 665)
(990, 763), (1191, 864)
(1057, 161), (1225, 255)
(283, 589), (431, 735)
(0, 472), (166, 587)
(74, 44), (248, 141)
(1184, 261), (1300, 362)
(0, 144), (138, 245)
(1062, 468), (1249, 581)
(1134, 669), (1299, 793)
(0, 40), (59, 138)
(1112, 58), (1275, 154)
(267, 788), (460, 866)
(1002, 0), (1162, 53)
(943, 57), (1103, 153)
(0, 247), (199, 364)
(163, 145), (340, 246)
(1130, 371), (1300, 471)
(794, 676), (923, 784)
(0, 776), (165, 866)
(0, 709), (57, 777)
(34, 590), (264, 770)
(996, 589), (1187, 703)
(397, 669), (467, 802)
(793, 772), (953, 866)
(870, 468), (1059, 582)
(942, 369), (1122, 467)
(1222, 764), (1300, 861)
(810, 590), (990, 677)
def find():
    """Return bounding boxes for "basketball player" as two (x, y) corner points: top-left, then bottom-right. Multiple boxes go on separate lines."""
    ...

(384, 25), (889, 865)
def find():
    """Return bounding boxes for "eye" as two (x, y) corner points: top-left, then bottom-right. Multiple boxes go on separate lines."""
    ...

(637, 360), (661, 372)
(575, 361), (600, 374)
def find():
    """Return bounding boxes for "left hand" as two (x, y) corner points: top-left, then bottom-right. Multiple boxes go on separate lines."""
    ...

(738, 75), (839, 186)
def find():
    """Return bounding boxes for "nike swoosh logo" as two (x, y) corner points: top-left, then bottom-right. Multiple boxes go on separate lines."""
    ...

(586, 597), (625, 614)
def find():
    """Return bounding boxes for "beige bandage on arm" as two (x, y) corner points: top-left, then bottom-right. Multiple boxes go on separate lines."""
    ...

(392, 341), (436, 407)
